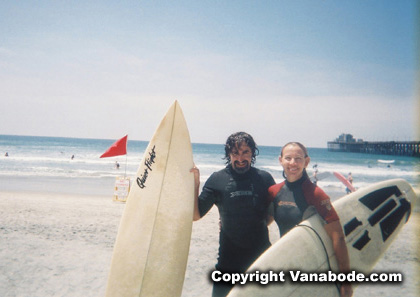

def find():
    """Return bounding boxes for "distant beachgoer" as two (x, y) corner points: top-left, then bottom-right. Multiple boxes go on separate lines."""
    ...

(71, 155), (75, 160)
(115, 161), (120, 169)
(4, 152), (8, 157)
(346, 172), (353, 194)
(312, 164), (319, 184)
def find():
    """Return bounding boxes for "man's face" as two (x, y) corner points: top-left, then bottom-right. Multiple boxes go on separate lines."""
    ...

(229, 142), (252, 174)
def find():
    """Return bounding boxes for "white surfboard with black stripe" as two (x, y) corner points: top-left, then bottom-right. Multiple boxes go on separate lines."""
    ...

(228, 179), (417, 297)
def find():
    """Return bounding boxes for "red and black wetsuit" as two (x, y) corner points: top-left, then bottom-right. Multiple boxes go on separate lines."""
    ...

(268, 170), (339, 237)
(198, 164), (275, 296)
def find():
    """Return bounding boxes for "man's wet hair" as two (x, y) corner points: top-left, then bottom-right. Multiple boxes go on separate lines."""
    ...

(224, 132), (259, 165)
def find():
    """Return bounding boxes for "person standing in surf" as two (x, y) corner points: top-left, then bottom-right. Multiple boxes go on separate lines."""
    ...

(268, 142), (353, 297)
(191, 132), (275, 297)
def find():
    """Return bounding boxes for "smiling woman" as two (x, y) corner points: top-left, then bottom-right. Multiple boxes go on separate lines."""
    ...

(269, 141), (353, 296)
(280, 142), (310, 182)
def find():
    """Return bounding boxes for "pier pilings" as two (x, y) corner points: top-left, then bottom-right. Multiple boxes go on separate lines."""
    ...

(327, 141), (420, 157)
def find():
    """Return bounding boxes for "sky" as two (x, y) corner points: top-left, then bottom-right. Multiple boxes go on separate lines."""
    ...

(0, 0), (418, 148)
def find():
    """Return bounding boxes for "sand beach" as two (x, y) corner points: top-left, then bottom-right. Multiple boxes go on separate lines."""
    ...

(0, 184), (419, 297)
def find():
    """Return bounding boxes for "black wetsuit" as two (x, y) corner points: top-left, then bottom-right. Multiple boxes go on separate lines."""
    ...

(198, 164), (275, 296)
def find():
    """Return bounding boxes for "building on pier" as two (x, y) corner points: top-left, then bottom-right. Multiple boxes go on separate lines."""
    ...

(327, 134), (420, 157)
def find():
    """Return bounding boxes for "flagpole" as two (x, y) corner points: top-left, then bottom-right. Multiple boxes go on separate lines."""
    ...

(124, 154), (127, 178)
(124, 136), (128, 178)
(99, 135), (129, 202)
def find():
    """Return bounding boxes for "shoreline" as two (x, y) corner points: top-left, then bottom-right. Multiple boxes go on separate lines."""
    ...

(0, 189), (418, 297)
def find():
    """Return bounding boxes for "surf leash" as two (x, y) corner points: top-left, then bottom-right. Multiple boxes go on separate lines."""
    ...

(296, 224), (341, 295)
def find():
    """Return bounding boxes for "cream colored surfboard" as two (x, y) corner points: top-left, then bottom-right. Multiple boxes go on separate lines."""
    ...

(228, 179), (417, 297)
(105, 101), (194, 297)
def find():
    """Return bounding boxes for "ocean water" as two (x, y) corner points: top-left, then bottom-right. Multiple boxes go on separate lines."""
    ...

(0, 134), (419, 196)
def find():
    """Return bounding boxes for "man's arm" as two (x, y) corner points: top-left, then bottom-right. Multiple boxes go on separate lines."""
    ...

(190, 166), (201, 221)
(266, 203), (274, 225)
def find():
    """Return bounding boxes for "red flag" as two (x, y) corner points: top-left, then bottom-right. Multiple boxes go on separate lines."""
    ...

(100, 135), (128, 158)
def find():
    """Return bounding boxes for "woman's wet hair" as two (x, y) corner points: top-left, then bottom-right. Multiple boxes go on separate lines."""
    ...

(280, 142), (309, 157)
(224, 132), (259, 165)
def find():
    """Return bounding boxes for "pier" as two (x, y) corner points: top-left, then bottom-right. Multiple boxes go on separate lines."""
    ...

(327, 134), (420, 157)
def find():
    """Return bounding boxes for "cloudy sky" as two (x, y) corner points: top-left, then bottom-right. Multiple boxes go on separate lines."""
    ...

(0, 1), (418, 147)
